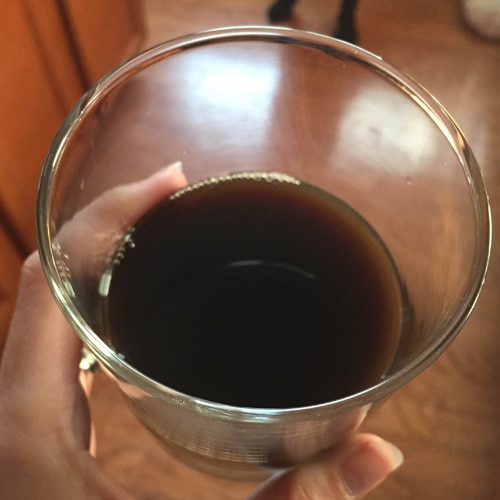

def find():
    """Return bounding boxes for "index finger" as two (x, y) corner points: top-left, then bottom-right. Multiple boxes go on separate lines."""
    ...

(55, 162), (187, 280)
(0, 164), (187, 412)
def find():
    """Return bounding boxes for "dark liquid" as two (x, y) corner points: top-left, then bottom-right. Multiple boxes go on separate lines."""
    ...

(101, 172), (402, 408)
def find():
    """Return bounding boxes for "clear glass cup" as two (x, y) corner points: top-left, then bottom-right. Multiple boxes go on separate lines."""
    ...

(36, 26), (491, 480)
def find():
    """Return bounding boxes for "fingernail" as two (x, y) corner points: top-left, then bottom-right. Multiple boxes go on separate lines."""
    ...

(340, 438), (403, 497)
(164, 160), (183, 172)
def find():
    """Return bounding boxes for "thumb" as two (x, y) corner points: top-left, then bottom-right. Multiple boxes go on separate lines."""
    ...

(247, 433), (403, 499)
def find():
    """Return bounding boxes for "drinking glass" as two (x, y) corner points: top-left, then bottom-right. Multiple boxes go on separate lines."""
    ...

(36, 26), (490, 480)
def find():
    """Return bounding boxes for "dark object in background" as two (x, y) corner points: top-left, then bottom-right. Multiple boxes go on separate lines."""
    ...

(267, 0), (360, 44)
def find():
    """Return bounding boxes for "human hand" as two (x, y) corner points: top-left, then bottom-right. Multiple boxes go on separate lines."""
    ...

(0, 164), (402, 499)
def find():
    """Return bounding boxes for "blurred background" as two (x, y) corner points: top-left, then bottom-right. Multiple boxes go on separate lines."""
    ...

(1, 0), (499, 498)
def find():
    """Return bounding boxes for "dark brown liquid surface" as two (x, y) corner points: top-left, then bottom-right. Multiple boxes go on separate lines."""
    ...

(101, 173), (402, 408)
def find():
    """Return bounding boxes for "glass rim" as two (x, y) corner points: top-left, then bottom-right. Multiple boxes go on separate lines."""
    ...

(36, 25), (491, 420)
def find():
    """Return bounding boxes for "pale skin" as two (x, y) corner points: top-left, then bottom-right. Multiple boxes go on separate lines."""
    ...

(0, 165), (403, 499)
